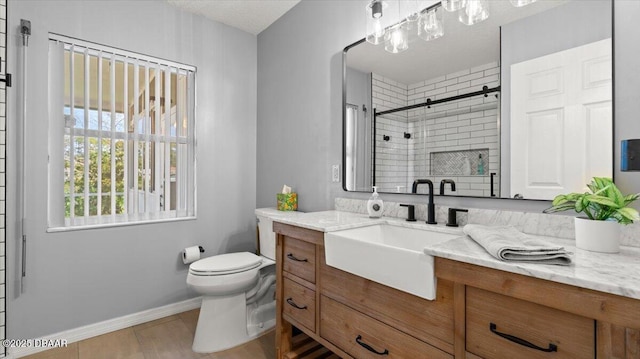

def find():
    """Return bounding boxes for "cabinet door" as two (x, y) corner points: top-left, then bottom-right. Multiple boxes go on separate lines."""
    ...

(466, 287), (595, 359)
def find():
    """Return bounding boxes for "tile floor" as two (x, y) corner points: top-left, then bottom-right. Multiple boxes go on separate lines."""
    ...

(21, 309), (275, 359)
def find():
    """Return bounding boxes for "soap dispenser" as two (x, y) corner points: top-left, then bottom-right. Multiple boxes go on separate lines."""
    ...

(462, 156), (471, 175)
(367, 186), (384, 218)
(477, 153), (485, 175)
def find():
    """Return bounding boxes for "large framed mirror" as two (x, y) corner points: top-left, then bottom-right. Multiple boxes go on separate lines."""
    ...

(343, 0), (612, 200)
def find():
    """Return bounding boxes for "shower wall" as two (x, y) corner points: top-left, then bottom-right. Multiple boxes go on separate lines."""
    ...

(373, 62), (501, 197)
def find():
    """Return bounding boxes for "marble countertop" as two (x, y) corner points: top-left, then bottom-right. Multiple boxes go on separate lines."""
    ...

(424, 235), (640, 300)
(257, 208), (640, 301)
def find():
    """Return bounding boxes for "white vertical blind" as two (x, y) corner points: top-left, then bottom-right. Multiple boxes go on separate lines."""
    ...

(83, 49), (90, 218)
(68, 44), (76, 225)
(144, 63), (151, 217)
(123, 58), (130, 220)
(47, 41), (65, 228)
(133, 60), (140, 218)
(154, 66), (161, 212)
(164, 67), (171, 214)
(49, 35), (197, 229)
(97, 51), (103, 218)
(110, 56), (117, 218)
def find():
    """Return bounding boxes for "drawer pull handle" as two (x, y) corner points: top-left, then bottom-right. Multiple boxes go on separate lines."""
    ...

(355, 335), (389, 356)
(286, 253), (308, 262)
(490, 323), (558, 353)
(286, 298), (307, 310)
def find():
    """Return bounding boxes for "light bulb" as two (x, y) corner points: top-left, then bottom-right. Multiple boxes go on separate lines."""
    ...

(372, 0), (383, 18)
(418, 7), (444, 41)
(384, 24), (409, 53)
(441, 0), (467, 12)
(458, 0), (489, 26)
(509, 0), (538, 7)
(366, 0), (388, 44)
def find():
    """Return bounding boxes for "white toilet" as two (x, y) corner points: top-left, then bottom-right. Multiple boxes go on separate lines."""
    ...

(186, 213), (278, 353)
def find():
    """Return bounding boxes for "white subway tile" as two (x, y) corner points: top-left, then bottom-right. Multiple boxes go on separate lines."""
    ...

(446, 68), (471, 80)
(425, 75), (447, 86)
(484, 67), (500, 76)
(471, 74), (499, 87)
(470, 62), (499, 73)
(447, 81), (471, 92)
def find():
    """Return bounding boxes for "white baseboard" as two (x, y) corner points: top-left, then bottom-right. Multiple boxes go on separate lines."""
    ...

(7, 296), (202, 359)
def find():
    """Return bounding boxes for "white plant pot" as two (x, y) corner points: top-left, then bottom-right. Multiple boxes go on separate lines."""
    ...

(574, 217), (620, 253)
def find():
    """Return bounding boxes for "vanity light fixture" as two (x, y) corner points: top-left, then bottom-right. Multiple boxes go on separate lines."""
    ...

(458, 0), (489, 25)
(385, 23), (410, 53)
(367, 0), (419, 52)
(418, 6), (444, 41)
(509, 0), (538, 7)
(366, 0), (388, 44)
(366, 0), (502, 53)
(441, 0), (467, 12)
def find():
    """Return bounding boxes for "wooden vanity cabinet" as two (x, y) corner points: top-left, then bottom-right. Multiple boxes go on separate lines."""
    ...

(275, 221), (640, 358)
(436, 257), (640, 359)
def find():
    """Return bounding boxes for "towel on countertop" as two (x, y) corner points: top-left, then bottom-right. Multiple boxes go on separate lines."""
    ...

(463, 224), (572, 266)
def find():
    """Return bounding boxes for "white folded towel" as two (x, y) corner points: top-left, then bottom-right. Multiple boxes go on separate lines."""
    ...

(463, 224), (572, 266)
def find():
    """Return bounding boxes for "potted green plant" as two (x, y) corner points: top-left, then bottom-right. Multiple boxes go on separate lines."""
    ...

(544, 177), (639, 253)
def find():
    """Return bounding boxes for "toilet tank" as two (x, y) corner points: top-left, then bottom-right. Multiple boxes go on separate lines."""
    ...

(257, 215), (276, 261)
(255, 208), (304, 261)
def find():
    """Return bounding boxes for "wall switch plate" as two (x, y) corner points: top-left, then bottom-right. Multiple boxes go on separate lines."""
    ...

(331, 165), (340, 182)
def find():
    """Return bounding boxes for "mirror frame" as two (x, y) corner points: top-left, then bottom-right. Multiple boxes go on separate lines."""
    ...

(341, 0), (615, 201)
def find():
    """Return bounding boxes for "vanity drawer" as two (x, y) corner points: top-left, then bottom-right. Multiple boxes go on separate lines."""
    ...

(320, 295), (452, 359)
(283, 277), (316, 332)
(466, 287), (594, 359)
(283, 236), (316, 283)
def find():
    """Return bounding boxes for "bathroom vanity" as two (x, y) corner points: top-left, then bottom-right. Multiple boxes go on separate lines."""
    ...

(272, 212), (640, 359)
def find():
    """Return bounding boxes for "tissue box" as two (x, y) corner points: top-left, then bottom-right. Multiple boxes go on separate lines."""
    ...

(277, 193), (298, 211)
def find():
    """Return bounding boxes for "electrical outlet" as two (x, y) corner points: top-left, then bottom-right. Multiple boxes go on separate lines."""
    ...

(331, 165), (340, 183)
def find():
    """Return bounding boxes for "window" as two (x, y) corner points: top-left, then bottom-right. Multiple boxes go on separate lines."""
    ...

(48, 34), (196, 229)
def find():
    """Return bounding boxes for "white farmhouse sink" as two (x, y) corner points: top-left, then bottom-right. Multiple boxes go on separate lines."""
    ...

(324, 224), (459, 300)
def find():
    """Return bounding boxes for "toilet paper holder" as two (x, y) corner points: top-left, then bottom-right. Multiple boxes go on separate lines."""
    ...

(198, 246), (205, 253)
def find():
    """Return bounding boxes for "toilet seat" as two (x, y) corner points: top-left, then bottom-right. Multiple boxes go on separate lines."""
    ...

(189, 252), (263, 276)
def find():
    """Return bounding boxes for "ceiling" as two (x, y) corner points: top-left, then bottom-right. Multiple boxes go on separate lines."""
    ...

(166, 0), (301, 35)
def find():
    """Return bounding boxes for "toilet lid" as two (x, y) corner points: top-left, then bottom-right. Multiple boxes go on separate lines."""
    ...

(189, 252), (262, 275)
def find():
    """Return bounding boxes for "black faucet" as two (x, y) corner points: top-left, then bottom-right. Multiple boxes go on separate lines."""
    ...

(439, 179), (456, 195)
(399, 204), (416, 222)
(446, 208), (468, 227)
(411, 179), (437, 225)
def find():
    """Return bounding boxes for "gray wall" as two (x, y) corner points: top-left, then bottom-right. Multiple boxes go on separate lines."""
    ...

(7, 0), (257, 339)
(500, 0), (612, 195)
(257, 0), (362, 212)
(257, 0), (640, 213)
